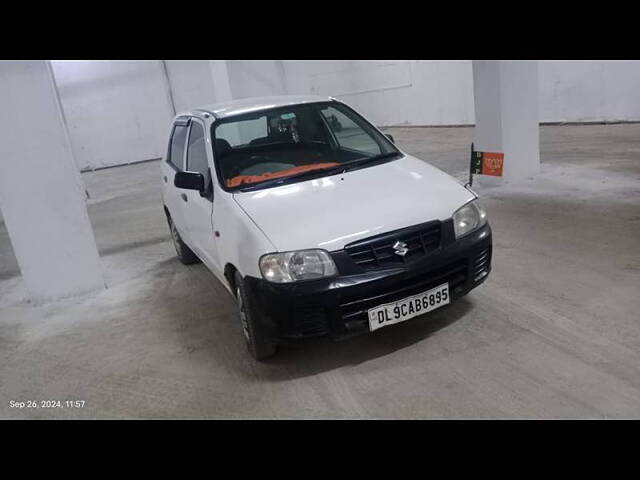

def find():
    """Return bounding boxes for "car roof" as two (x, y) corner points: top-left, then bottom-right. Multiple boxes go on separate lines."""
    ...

(181, 95), (333, 120)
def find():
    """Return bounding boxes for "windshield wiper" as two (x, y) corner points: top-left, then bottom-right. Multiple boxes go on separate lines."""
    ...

(341, 151), (402, 172)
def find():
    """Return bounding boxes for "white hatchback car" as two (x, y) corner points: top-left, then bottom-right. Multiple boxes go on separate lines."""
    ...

(161, 95), (492, 360)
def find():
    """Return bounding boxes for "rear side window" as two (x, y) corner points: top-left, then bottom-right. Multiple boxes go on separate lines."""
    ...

(186, 122), (210, 184)
(168, 125), (188, 169)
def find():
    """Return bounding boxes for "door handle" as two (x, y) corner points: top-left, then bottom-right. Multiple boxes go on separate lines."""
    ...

(163, 175), (168, 183)
(180, 193), (188, 202)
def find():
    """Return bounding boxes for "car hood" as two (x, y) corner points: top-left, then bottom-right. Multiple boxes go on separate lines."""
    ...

(232, 154), (475, 252)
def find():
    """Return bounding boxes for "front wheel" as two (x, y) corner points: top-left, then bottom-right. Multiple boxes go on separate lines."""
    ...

(234, 271), (277, 360)
(168, 216), (200, 265)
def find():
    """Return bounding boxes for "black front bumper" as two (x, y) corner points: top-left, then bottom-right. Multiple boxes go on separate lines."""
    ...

(245, 221), (492, 341)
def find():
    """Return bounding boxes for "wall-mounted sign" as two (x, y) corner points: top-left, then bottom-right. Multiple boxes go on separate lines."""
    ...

(469, 144), (504, 183)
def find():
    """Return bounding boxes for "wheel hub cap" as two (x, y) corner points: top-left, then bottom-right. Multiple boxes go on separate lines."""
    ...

(171, 223), (182, 256)
(236, 288), (250, 342)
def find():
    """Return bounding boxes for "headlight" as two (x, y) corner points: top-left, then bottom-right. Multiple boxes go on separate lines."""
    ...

(453, 200), (488, 239)
(259, 249), (337, 283)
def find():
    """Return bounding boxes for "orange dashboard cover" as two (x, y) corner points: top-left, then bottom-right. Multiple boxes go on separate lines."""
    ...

(226, 163), (340, 188)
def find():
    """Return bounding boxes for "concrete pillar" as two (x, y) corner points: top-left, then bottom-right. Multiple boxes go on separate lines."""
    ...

(472, 60), (540, 184)
(0, 61), (105, 304)
(160, 60), (177, 116)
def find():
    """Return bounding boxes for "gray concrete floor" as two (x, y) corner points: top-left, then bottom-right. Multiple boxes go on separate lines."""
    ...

(1, 124), (639, 419)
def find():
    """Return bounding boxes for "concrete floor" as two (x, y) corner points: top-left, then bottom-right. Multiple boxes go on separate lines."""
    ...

(1, 124), (639, 418)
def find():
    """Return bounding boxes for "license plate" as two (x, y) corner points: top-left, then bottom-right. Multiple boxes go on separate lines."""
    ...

(368, 283), (449, 332)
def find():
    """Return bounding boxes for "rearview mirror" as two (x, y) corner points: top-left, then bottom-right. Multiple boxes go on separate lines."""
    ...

(385, 133), (395, 144)
(174, 171), (204, 191)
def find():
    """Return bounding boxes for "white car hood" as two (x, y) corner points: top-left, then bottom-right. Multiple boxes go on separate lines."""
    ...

(232, 154), (475, 252)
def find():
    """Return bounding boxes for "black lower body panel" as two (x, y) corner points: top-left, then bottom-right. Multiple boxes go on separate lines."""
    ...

(244, 223), (492, 342)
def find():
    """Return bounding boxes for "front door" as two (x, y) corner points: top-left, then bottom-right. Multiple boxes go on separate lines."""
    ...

(183, 119), (221, 273)
(162, 120), (190, 236)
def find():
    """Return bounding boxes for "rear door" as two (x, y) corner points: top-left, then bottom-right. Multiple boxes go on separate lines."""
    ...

(161, 118), (190, 236)
(183, 119), (221, 273)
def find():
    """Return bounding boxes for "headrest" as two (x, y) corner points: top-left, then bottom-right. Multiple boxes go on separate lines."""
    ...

(215, 138), (232, 156)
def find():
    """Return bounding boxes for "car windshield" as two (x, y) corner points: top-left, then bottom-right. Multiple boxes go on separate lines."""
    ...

(212, 102), (400, 191)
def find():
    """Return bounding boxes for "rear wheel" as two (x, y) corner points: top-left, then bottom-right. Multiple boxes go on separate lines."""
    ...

(234, 271), (277, 360)
(168, 216), (200, 265)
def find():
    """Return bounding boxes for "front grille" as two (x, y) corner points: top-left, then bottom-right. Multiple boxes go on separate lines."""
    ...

(344, 221), (441, 271)
(338, 259), (467, 323)
(473, 247), (491, 281)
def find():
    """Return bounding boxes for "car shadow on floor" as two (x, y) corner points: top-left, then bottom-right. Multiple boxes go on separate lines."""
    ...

(140, 256), (474, 382)
(255, 297), (473, 380)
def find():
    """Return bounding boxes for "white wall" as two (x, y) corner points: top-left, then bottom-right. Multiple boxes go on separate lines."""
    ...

(164, 60), (217, 113)
(282, 60), (476, 126)
(227, 60), (287, 98)
(49, 60), (640, 170)
(282, 60), (640, 126)
(539, 61), (640, 123)
(50, 60), (174, 170)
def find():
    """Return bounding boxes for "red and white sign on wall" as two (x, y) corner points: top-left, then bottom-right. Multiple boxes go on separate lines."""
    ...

(481, 151), (504, 176)
(470, 144), (504, 183)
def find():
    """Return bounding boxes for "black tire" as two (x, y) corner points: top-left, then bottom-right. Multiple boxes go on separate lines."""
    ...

(168, 216), (200, 265)
(234, 271), (277, 360)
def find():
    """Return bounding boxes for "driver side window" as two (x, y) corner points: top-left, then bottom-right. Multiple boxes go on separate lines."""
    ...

(186, 122), (210, 186)
(168, 125), (188, 170)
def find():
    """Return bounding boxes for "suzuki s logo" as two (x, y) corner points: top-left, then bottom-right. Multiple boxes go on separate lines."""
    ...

(393, 241), (408, 256)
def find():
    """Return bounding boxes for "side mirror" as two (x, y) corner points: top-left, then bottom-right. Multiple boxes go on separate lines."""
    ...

(385, 133), (395, 144)
(174, 171), (204, 191)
